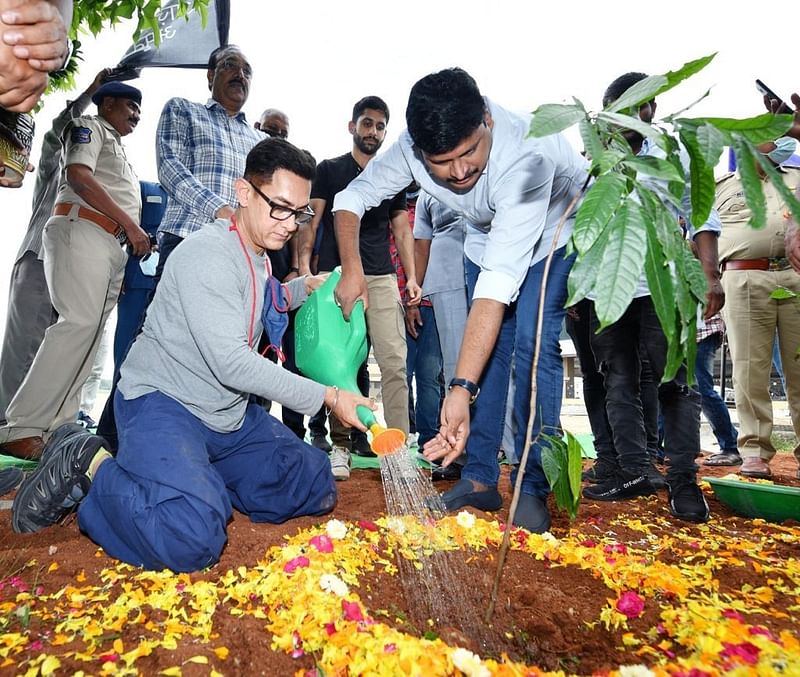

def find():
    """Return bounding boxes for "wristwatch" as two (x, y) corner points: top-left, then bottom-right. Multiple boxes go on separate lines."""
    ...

(448, 377), (480, 404)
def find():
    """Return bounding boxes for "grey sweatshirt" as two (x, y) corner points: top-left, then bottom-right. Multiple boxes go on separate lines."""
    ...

(118, 219), (326, 432)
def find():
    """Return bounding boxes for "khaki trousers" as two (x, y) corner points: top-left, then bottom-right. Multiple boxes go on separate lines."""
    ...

(0, 216), (126, 442)
(721, 268), (800, 462)
(0, 251), (58, 421)
(327, 273), (410, 442)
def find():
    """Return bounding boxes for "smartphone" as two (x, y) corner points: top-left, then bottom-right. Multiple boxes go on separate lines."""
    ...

(755, 79), (791, 114)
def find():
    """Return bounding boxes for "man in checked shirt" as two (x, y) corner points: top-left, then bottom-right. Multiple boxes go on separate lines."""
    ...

(154, 44), (263, 274)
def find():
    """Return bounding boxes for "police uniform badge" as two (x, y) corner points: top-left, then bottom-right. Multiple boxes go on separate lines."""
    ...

(71, 126), (92, 144)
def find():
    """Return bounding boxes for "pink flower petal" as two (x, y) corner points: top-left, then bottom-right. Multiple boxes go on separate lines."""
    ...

(342, 600), (364, 622)
(284, 556), (310, 573)
(616, 591), (645, 619)
(310, 534), (334, 553)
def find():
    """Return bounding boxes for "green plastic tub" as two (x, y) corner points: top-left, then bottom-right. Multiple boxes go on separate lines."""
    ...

(704, 476), (800, 523)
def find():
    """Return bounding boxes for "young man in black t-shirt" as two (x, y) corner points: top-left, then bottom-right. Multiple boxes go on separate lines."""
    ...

(298, 96), (420, 480)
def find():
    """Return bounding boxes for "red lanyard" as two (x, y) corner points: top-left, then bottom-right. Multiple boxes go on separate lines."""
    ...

(229, 215), (270, 349)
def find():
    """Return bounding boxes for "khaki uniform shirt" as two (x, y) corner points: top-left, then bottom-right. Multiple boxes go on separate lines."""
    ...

(55, 115), (141, 223)
(717, 167), (800, 262)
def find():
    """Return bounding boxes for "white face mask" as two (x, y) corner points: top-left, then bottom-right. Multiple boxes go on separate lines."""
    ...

(139, 251), (159, 277)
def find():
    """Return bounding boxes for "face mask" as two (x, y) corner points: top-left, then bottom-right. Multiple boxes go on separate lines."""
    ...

(767, 137), (797, 166)
(261, 276), (290, 361)
(139, 251), (159, 277)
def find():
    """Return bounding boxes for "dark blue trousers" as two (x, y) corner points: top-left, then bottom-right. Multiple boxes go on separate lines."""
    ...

(78, 390), (336, 572)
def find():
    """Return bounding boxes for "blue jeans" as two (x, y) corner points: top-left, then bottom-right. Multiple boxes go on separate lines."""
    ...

(406, 304), (443, 447)
(462, 247), (573, 498)
(695, 332), (738, 452)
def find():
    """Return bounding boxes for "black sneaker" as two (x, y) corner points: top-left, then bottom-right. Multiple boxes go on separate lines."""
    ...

(350, 432), (376, 458)
(582, 471), (656, 501)
(646, 462), (667, 490)
(311, 434), (332, 453)
(12, 423), (108, 534)
(77, 410), (97, 429)
(582, 458), (621, 484)
(667, 477), (710, 523)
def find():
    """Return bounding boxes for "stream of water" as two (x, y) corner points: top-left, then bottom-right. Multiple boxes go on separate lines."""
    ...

(379, 448), (489, 645)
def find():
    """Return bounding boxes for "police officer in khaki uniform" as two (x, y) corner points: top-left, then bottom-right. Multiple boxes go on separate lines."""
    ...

(0, 82), (149, 459)
(718, 116), (800, 479)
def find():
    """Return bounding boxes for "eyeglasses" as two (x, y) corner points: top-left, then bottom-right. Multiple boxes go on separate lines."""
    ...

(264, 126), (288, 139)
(216, 57), (253, 78)
(247, 180), (314, 226)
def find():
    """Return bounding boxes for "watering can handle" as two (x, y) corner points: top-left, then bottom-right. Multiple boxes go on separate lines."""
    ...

(346, 299), (366, 353)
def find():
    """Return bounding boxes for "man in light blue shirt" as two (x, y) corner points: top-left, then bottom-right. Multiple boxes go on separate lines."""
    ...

(333, 68), (588, 533)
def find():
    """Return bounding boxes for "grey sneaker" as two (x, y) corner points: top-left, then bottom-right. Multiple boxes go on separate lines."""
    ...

(330, 445), (351, 481)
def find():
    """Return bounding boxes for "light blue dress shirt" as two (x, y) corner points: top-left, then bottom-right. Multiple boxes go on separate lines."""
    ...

(333, 98), (589, 305)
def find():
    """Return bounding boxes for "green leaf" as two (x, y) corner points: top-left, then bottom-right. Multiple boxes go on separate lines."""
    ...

(700, 113), (793, 145)
(592, 202), (648, 329)
(605, 75), (668, 113)
(596, 148), (628, 175)
(753, 149), (800, 226)
(643, 215), (677, 347)
(596, 111), (664, 143)
(529, 104), (586, 137)
(541, 443), (561, 490)
(540, 435), (578, 519)
(678, 127), (717, 228)
(573, 173), (629, 253)
(684, 320), (698, 385)
(621, 156), (684, 183)
(682, 249), (710, 303)
(564, 431), (585, 511)
(771, 286), (798, 300)
(662, 314), (683, 383)
(579, 117), (604, 164)
(694, 123), (726, 168)
(605, 54), (716, 114)
(730, 136), (767, 229)
(566, 229), (610, 306)
(659, 54), (717, 97)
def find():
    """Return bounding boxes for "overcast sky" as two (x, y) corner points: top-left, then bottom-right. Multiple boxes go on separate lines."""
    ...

(1, 0), (798, 335)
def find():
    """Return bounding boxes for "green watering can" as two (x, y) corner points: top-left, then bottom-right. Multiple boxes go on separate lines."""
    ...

(295, 269), (405, 455)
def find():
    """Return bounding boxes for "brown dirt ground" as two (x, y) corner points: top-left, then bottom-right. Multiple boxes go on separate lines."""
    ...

(1, 453), (798, 675)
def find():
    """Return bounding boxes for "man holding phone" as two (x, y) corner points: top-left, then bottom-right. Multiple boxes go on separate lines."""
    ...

(717, 85), (800, 480)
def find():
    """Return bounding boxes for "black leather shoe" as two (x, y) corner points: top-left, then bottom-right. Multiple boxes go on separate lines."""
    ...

(703, 451), (742, 467)
(441, 479), (502, 512)
(431, 463), (462, 482)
